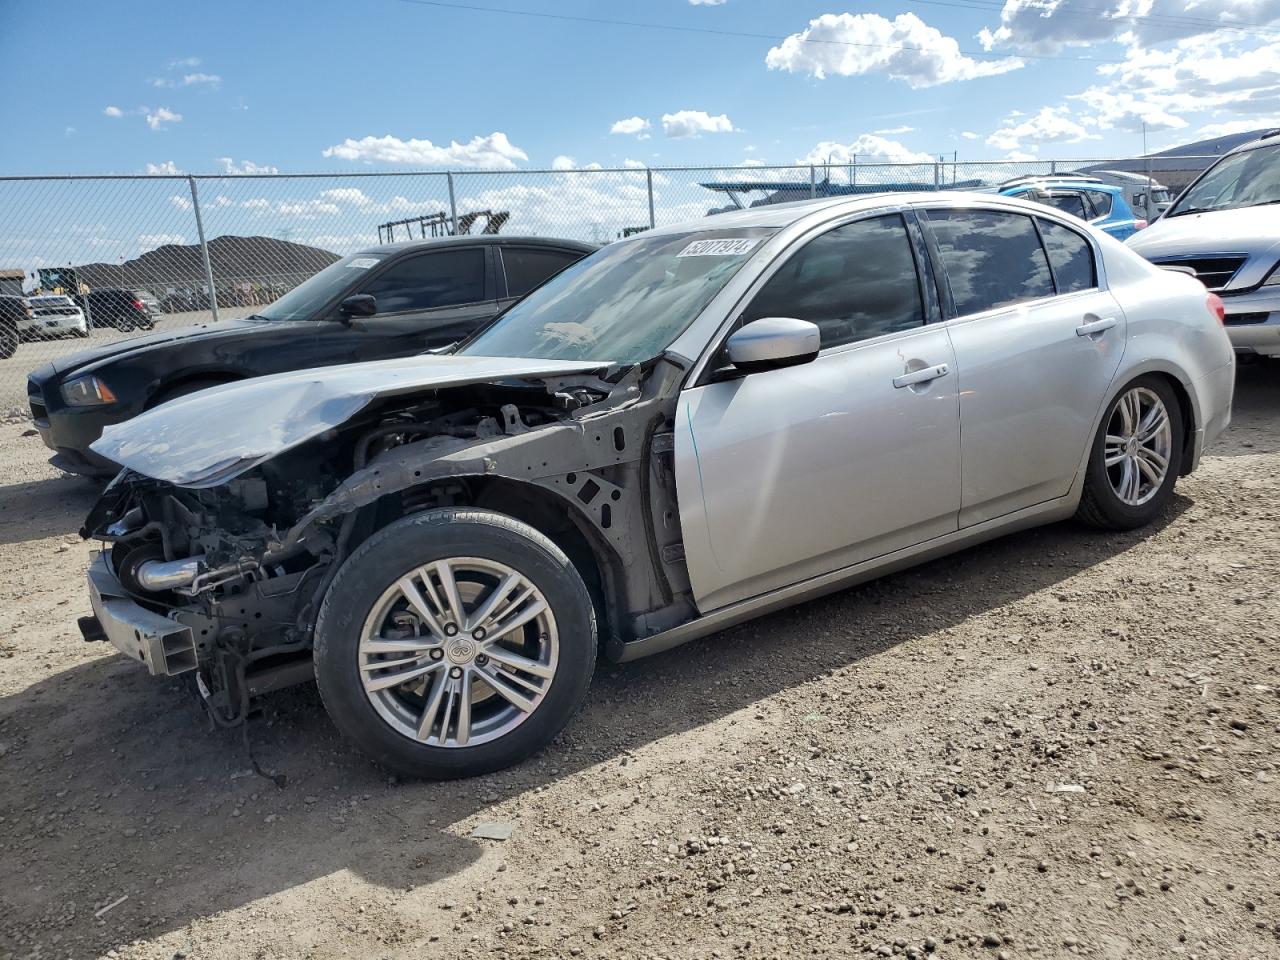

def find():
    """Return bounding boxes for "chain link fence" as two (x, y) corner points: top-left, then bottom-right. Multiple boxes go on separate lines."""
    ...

(0, 156), (1216, 411)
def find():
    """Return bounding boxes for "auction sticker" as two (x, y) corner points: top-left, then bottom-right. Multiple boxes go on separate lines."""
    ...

(346, 257), (380, 269)
(676, 238), (760, 257)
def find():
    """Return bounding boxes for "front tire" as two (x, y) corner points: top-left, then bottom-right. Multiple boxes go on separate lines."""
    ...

(314, 509), (597, 779)
(1076, 376), (1183, 530)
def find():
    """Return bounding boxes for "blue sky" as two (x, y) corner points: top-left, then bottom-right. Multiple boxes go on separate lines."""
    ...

(4, 0), (1277, 178)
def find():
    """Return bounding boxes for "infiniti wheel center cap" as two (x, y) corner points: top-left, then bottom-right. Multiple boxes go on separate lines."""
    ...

(446, 638), (477, 665)
(1126, 437), (1138, 455)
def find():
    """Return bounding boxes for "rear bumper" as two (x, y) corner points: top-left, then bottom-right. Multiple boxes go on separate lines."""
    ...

(1189, 359), (1235, 470)
(1220, 287), (1280, 357)
(86, 552), (197, 676)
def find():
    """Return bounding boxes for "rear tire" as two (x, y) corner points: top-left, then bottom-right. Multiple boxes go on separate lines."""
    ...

(314, 509), (597, 779)
(1076, 375), (1183, 530)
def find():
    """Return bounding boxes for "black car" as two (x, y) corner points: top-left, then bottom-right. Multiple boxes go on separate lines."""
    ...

(28, 236), (594, 477)
(76, 288), (160, 330)
(0, 294), (31, 358)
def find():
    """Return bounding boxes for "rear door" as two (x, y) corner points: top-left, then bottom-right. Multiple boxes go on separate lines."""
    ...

(347, 246), (499, 359)
(495, 246), (588, 311)
(922, 207), (1126, 526)
(676, 212), (962, 612)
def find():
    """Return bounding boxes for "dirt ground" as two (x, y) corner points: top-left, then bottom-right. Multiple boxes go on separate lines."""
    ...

(1, 365), (1278, 960)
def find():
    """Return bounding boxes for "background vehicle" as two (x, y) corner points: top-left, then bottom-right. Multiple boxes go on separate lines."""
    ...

(0, 294), (30, 358)
(1126, 131), (1280, 358)
(999, 177), (1147, 240)
(79, 193), (1233, 779)
(25, 295), (88, 340)
(76, 288), (159, 330)
(1087, 169), (1173, 219)
(28, 236), (594, 477)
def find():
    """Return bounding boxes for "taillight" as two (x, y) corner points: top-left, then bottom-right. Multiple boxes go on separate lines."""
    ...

(1134, 219), (1148, 230)
(132, 298), (144, 311)
(1207, 293), (1226, 325)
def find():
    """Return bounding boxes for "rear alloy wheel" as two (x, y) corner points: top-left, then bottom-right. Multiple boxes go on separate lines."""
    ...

(1076, 376), (1183, 529)
(314, 509), (596, 779)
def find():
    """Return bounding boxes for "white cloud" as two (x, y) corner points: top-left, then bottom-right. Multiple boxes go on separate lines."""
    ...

(689, 0), (727, 5)
(145, 107), (182, 131)
(551, 155), (576, 170)
(168, 193), (191, 208)
(275, 200), (341, 218)
(801, 134), (935, 165)
(1196, 116), (1280, 138)
(661, 109), (735, 138)
(321, 131), (529, 168)
(103, 105), (123, 118)
(241, 198), (270, 210)
(180, 72), (220, 87)
(210, 195), (233, 208)
(169, 57), (201, 68)
(216, 157), (279, 175)
(874, 124), (915, 135)
(960, 130), (981, 140)
(138, 233), (187, 250)
(610, 116), (652, 138)
(319, 187), (373, 206)
(765, 13), (1023, 88)
(979, 0), (1280, 53)
(986, 106), (1099, 152)
(146, 160), (183, 175)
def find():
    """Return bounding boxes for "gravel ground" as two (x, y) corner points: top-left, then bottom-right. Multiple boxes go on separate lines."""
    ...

(1, 364), (1277, 960)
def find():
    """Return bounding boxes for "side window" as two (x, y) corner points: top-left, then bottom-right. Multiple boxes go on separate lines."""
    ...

(1087, 190), (1114, 217)
(502, 247), (584, 298)
(1044, 193), (1089, 220)
(740, 214), (924, 350)
(926, 209), (1055, 316)
(1037, 218), (1097, 294)
(360, 248), (486, 313)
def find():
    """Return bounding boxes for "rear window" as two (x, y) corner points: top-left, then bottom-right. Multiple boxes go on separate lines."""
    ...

(1044, 194), (1089, 219)
(502, 247), (584, 298)
(926, 208), (1055, 316)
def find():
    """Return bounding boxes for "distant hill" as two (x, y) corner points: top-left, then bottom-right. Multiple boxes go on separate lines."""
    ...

(75, 235), (340, 291)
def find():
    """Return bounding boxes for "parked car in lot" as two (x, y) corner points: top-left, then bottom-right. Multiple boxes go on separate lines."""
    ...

(27, 236), (594, 477)
(24, 295), (89, 340)
(1088, 169), (1173, 219)
(76, 288), (159, 331)
(0, 294), (32, 358)
(75, 193), (1234, 779)
(998, 177), (1146, 241)
(1126, 132), (1280, 359)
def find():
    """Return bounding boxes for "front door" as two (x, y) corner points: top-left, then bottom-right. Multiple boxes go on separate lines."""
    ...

(675, 213), (962, 613)
(922, 208), (1126, 526)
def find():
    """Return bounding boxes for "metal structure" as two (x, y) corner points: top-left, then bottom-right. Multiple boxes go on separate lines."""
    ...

(376, 208), (511, 244)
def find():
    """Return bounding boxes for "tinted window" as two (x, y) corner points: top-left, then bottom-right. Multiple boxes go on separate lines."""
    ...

(502, 247), (583, 298)
(1087, 190), (1114, 216)
(741, 214), (923, 349)
(927, 209), (1054, 316)
(361, 248), (486, 313)
(1044, 194), (1088, 219)
(1037, 218), (1096, 294)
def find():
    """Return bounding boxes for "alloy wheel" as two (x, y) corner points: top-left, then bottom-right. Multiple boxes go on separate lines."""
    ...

(1103, 386), (1173, 507)
(357, 557), (559, 747)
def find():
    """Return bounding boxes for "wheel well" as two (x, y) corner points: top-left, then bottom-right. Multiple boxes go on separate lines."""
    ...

(370, 476), (623, 646)
(1148, 372), (1196, 476)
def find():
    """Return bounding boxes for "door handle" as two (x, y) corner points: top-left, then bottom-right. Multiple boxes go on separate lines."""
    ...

(1076, 316), (1118, 338)
(892, 362), (949, 389)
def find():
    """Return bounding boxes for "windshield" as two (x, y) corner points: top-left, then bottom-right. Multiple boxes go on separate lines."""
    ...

(253, 252), (384, 321)
(1169, 143), (1280, 216)
(459, 228), (776, 364)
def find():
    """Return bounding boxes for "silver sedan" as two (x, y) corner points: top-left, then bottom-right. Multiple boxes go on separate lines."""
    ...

(83, 191), (1236, 779)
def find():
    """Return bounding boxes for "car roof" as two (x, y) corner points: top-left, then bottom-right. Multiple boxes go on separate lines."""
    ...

(355, 235), (598, 256)
(1003, 180), (1123, 195)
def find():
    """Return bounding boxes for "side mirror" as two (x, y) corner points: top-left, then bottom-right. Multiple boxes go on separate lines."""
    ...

(726, 317), (820, 373)
(339, 294), (377, 320)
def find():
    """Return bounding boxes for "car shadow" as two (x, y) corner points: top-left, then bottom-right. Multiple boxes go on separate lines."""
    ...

(0, 496), (1189, 955)
(0, 473), (101, 546)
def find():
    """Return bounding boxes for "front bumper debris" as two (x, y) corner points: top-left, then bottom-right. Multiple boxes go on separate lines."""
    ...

(86, 552), (197, 675)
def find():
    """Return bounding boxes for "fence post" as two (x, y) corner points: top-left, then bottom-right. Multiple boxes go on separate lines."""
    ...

(1050, 159), (1058, 174)
(933, 162), (940, 191)
(188, 176), (219, 323)
(447, 172), (459, 236)
(809, 164), (816, 199)
(646, 168), (656, 230)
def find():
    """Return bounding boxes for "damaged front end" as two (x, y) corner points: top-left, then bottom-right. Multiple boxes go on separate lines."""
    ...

(79, 354), (693, 726)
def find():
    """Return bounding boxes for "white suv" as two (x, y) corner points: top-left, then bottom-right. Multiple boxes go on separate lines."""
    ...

(24, 295), (88, 340)
(1127, 133), (1280, 358)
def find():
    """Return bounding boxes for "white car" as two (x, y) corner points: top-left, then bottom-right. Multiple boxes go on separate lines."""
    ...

(24, 295), (88, 340)
(1126, 132), (1280, 358)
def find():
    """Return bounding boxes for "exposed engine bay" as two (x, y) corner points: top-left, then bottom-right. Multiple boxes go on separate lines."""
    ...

(81, 360), (694, 727)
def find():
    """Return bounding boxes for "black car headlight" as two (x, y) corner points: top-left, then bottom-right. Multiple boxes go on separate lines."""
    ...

(61, 375), (118, 406)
